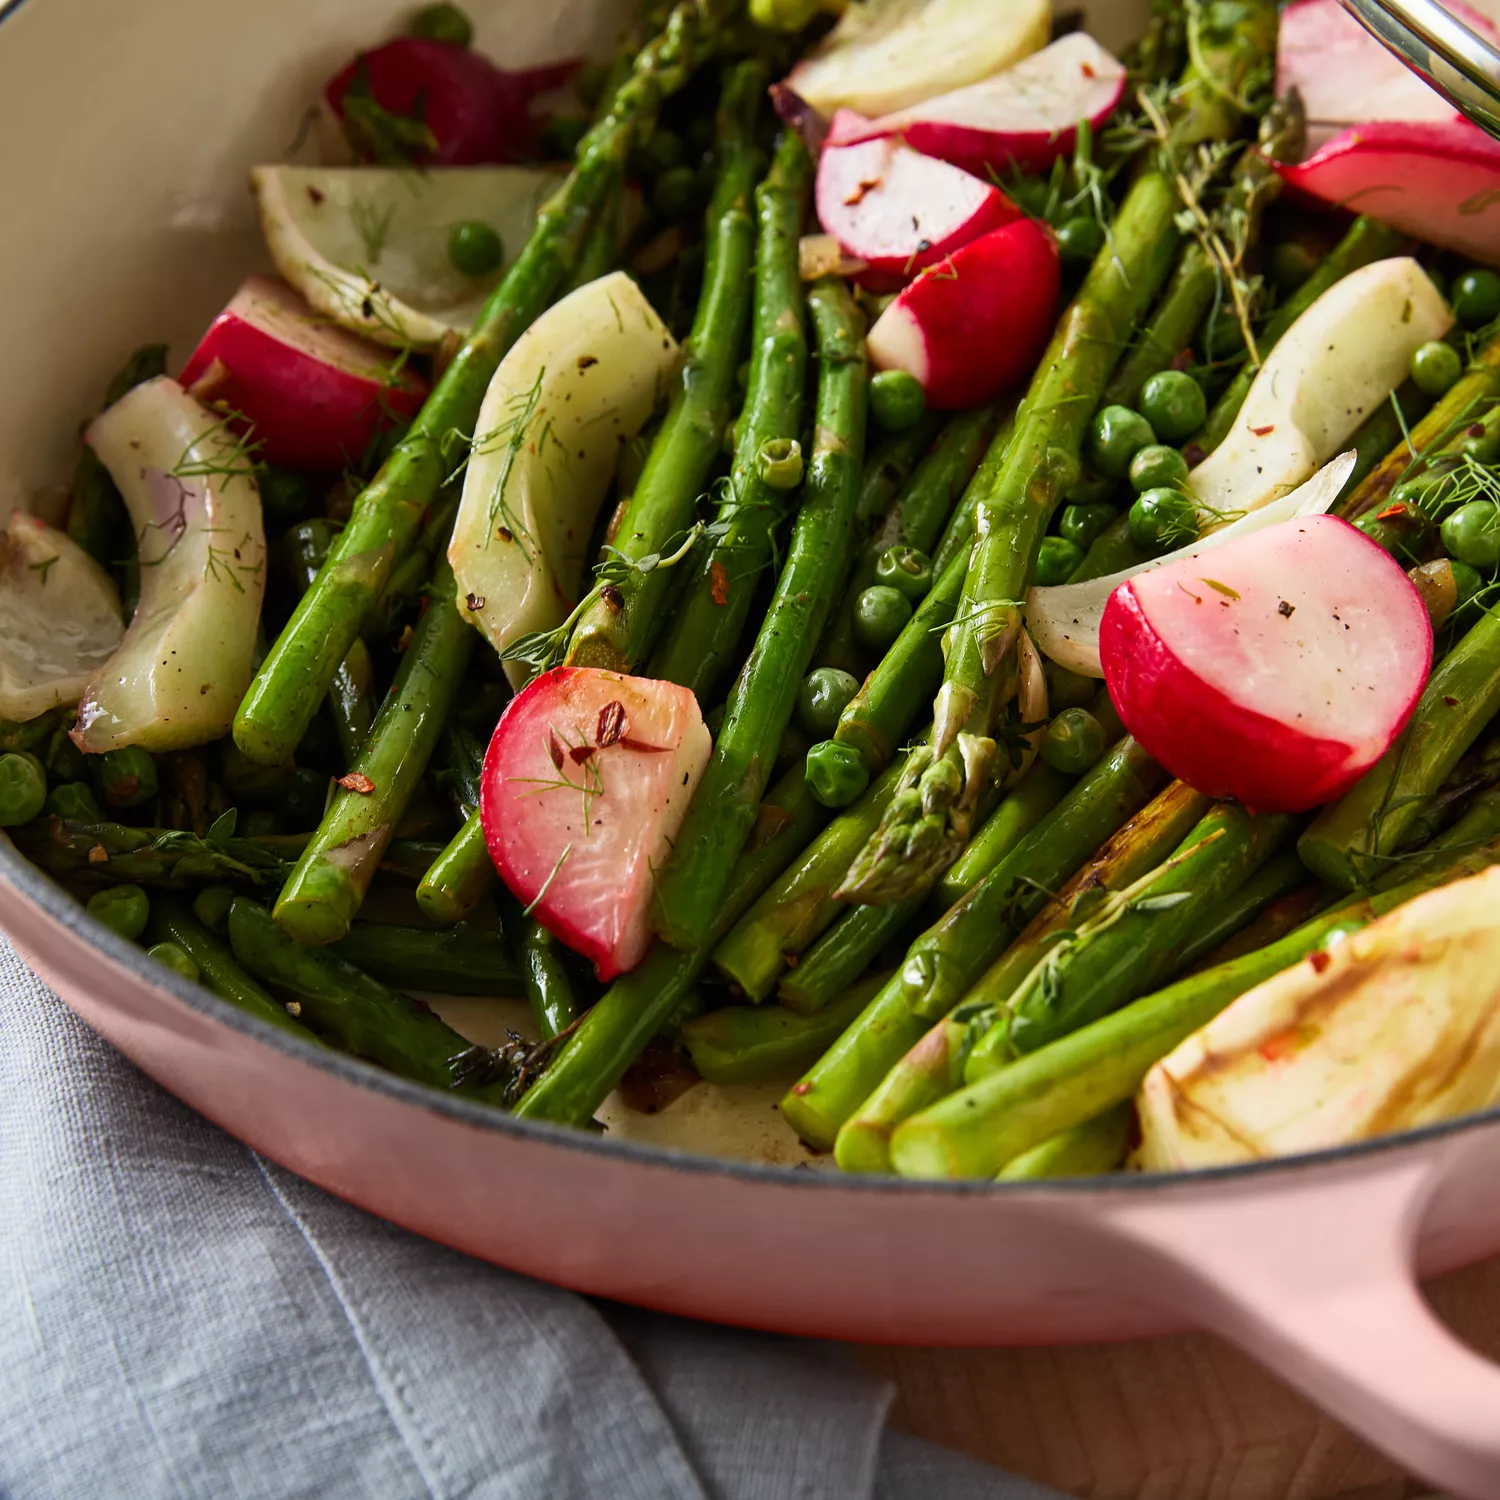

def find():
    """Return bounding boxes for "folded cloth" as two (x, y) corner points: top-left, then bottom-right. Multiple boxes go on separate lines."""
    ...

(0, 936), (1063, 1500)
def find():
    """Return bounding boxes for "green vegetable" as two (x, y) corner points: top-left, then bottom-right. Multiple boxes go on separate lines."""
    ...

(409, 2), (474, 46)
(45, 781), (102, 822)
(1058, 502), (1117, 550)
(148, 941), (199, 983)
(447, 219), (503, 276)
(1139, 369), (1205, 443)
(1411, 339), (1463, 397)
(1035, 536), (1084, 586)
(869, 369), (928, 432)
(757, 436), (805, 490)
(1269, 240), (1316, 292)
(1129, 486), (1198, 550)
(259, 467), (313, 524)
(653, 164), (701, 219)
(1088, 405), (1157, 478)
(1040, 708), (1106, 774)
(87, 884), (150, 941)
(97, 746), (158, 810)
(874, 545), (933, 601)
(1452, 560), (1485, 609)
(329, 920), (519, 995)
(852, 585), (912, 651)
(1128, 442), (1190, 494)
(805, 740), (869, 806)
(542, 115), (590, 163)
(996, 1104), (1132, 1179)
(1056, 216), (1105, 264)
(1441, 500), (1500, 569)
(192, 884), (235, 934)
(0, 752), (47, 826)
(1452, 268), (1500, 327)
(798, 667), (861, 739)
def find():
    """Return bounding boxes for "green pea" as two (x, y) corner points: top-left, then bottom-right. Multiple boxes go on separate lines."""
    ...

(874, 545), (934, 601)
(853, 585), (913, 651)
(1044, 659), (1098, 711)
(806, 739), (870, 808)
(1440, 499), (1500, 569)
(0, 751), (46, 826)
(1410, 340), (1463, 397)
(96, 746), (158, 809)
(45, 726), (86, 782)
(1269, 241), (1316, 293)
(1452, 268), (1500, 328)
(1128, 442), (1190, 494)
(1063, 466), (1115, 507)
(46, 780), (103, 821)
(1129, 487), (1199, 552)
(652, 165), (700, 220)
(1041, 709), (1107, 774)
(193, 884), (236, 935)
(1035, 535), (1084, 586)
(1461, 425), (1500, 465)
(797, 667), (861, 739)
(868, 369), (928, 433)
(1056, 216), (1104, 265)
(540, 114), (589, 162)
(408, 2), (474, 46)
(1451, 560), (1485, 609)
(447, 220), (503, 277)
(757, 437), (804, 491)
(1139, 370), (1207, 444)
(259, 467), (314, 523)
(575, 60), (609, 110)
(1088, 405), (1157, 479)
(1058, 502), (1117, 550)
(147, 941), (200, 984)
(87, 885), (150, 942)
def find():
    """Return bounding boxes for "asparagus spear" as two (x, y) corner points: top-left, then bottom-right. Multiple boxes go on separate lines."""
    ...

(228, 897), (526, 1100)
(564, 59), (766, 672)
(415, 817), (494, 925)
(651, 276), (867, 952)
(329, 920), (520, 995)
(681, 972), (886, 1084)
(1299, 601), (1500, 890)
(996, 1104), (1132, 1180)
(17, 817), (298, 887)
(514, 764), (829, 1126)
(147, 897), (310, 1039)
(832, 780), (1210, 1171)
(233, 0), (736, 766)
(274, 559), (475, 945)
(1190, 215), (1410, 455)
(367, 491), (461, 639)
(646, 130), (813, 699)
(512, 908), (580, 1039)
(895, 830), (1500, 1178)
(838, 3), (1277, 905)
(780, 736), (1167, 1150)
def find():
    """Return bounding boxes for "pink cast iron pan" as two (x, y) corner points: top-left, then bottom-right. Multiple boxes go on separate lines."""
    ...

(3, 0), (1500, 1493)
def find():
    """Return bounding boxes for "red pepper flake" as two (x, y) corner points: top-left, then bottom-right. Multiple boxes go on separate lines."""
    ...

(596, 700), (628, 749)
(1181, 442), (1206, 467)
(498, 526), (514, 543)
(87, 844), (109, 866)
(1258, 1031), (1298, 1063)
(844, 176), (881, 207)
(465, 593), (485, 611)
(569, 744), (596, 764)
(710, 560), (730, 606)
(576, 354), (598, 369)
(790, 1081), (812, 1096)
(1469, 423), (1487, 439)
(337, 772), (376, 794)
(1250, 424), (1276, 437)
(1444, 695), (1461, 708)
(547, 730), (566, 772)
(600, 584), (624, 611)
(1171, 348), (1195, 373)
(1308, 949), (1332, 974)
(395, 624), (414, 654)
(1375, 502), (1409, 521)
(619, 737), (670, 754)
(783, 951), (800, 968)
(1081, 61), (1096, 76)
(306, 185), (325, 206)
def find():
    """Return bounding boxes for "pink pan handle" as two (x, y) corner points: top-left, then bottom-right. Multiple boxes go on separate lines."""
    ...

(1107, 1153), (1500, 1500)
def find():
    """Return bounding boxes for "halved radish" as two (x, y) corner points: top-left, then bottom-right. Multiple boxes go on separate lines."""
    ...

(826, 33), (1127, 179)
(177, 276), (427, 471)
(815, 113), (1020, 290)
(781, 0), (1050, 119)
(866, 218), (1059, 408)
(1275, 120), (1500, 267)
(325, 38), (577, 166)
(1277, 0), (1496, 151)
(481, 667), (712, 980)
(1099, 514), (1432, 813)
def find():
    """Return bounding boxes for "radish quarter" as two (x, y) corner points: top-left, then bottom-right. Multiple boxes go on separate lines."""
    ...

(1100, 515), (1432, 813)
(481, 668), (712, 981)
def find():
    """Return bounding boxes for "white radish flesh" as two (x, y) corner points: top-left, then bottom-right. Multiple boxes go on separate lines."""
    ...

(0, 511), (123, 722)
(449, 271), (680, 689)
(76, 378), (267, 753)
(1187, 258), (1451, 524)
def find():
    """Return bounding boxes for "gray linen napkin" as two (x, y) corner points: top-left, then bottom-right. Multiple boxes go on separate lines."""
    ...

(0, 936), (1063, 1500)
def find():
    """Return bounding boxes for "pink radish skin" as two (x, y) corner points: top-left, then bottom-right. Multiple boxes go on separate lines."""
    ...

(1275, 120), (1500, 267)
(481, 667), (712, 981)
(325, 38), (577, 165)
(827, 33), (1126, 179)
(1099, 515), (1432, 814)
(1277, 0), (1496, 151)
(815, 111), (1020, 291)
(178, 276), (427, 471)
(867, 218), (1060, 409)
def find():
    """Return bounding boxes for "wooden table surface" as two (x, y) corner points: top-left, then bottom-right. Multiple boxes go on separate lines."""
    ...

(859, 1257), (1500, 1500)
